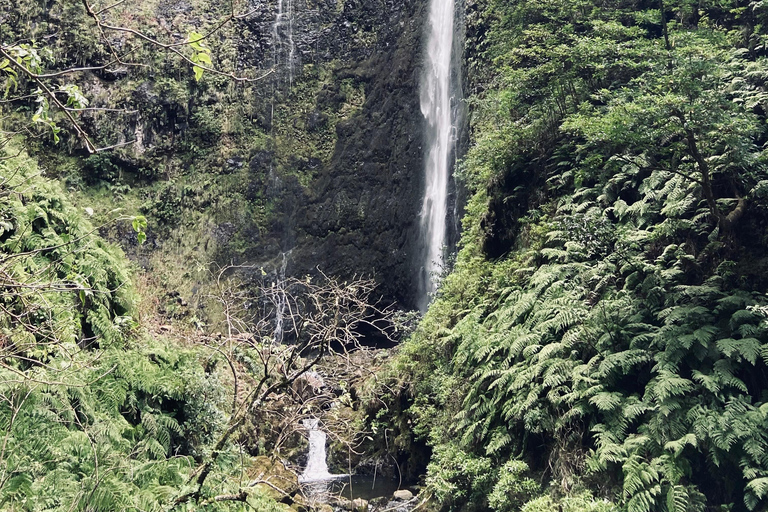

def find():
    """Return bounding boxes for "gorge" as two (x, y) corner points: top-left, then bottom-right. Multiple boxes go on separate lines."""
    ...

(6, 0), (768, 511)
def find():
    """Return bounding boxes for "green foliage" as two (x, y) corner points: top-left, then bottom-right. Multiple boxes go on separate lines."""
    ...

(188, 32), (213, 82)
(425, 444), (496, 512)
(0, 148), (276, 512)
(0, 339), (236, 512)
(82, 153), (120, 184)
(132, 215), (148, 244)
(387, 0), (768, 511)
(0, 147), (135, 352)
(520, 492), (617, 512)
(0, 43), (49, 94)
(487, 460), (540, 512)
(190, 105), (223, 144)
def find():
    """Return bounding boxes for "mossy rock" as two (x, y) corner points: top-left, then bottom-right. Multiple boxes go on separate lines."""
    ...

(246, 456), (300, 500)
(290, 493), (310, 512)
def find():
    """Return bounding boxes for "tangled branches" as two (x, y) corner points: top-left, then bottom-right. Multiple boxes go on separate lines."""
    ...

(174, 265), (395, 506)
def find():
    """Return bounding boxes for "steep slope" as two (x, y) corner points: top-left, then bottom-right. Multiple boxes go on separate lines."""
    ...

(380, 1), (768, 511)
(0, 149), (233, 511)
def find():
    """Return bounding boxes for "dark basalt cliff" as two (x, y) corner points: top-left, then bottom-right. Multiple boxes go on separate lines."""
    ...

(3, 0), (429, 310)
(234, 0), (427, 308)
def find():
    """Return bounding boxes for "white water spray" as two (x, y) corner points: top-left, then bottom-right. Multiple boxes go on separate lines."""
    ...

(417, 0), (457, 311)
(299, 418), (345, 483)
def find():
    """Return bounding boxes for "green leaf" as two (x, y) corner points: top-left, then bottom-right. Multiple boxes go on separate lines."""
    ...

(195, 53), (212, 65)
(131, 216), (147, 232)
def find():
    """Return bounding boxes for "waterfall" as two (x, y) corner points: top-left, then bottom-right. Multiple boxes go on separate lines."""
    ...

(273, 250), (291, 344)
(299, 418), (342, 483)
(272, 0), (296, 88)
(417, 0), (458, 311)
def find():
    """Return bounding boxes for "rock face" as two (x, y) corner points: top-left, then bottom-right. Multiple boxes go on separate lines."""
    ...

(236, 0), (427, 309)
(9, 0), (430, 312)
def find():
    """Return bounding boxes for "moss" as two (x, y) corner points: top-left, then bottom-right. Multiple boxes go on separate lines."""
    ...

(247, 456), (300, 500)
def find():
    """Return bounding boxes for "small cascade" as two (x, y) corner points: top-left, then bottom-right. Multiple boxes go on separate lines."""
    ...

(299, 418), (344, 483)
(298, 418), (415, 506)
(273, 250), (291, 344)
(272, 0), (296, 88)
(417, 0), (459, 311)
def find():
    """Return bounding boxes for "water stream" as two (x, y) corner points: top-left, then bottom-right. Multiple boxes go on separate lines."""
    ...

(299, 418), (343, 483)
(273, 250), (291, 344)
(417, 0), (458, 311)
(272, 0), (296, 88)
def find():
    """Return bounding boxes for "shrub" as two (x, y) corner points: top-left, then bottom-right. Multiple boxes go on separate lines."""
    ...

(488, 460), (540, 512)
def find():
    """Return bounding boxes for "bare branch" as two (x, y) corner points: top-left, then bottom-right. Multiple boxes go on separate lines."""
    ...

(171, 265), (395, 508)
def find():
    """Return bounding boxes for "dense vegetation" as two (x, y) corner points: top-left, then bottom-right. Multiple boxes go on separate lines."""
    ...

(0, 148), (304, 511)
(10, 0), (768, 511)
(0, 143), (392, 512)
(382, 1), (768, 512)
(2, 0), (411, 510)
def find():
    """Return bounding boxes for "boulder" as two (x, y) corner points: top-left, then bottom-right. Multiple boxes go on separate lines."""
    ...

(369, 497), (388, 507)
(392, 489), (414, 501)
(333, 496), (368, 511)
(290, 493), (310, 512)
(333, 496), (353, 510)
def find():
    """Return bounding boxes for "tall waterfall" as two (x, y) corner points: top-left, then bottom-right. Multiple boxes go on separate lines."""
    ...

(273, 250), (291, 344)
(272, 0), (296, 87)
(417, 0), (458, 311)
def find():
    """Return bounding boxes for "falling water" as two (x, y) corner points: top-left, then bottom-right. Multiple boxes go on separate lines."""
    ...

(272, 0), (296, 88)
(417, 0), (457, 311)
(299, 419), (402, 501)
(299, 419), (344, 483)
(273, 250), (291, 344)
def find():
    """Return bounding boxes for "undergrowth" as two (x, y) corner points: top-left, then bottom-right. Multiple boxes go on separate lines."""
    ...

(377, 1), (768, 511)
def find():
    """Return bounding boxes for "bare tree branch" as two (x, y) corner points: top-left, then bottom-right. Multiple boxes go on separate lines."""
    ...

(171, 265), (395, 508)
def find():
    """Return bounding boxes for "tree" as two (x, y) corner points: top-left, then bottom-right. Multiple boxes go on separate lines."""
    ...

(562, 30), (768, 236)
(0, 0), (270, 154)
(172, 265), (394, 507)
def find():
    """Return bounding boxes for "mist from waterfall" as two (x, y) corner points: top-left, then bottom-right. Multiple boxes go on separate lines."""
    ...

(417, 0), (457, 312)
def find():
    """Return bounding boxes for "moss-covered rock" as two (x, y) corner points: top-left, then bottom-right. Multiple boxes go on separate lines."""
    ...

(4, 0), (431, 313)
(247, 456), (300, 501)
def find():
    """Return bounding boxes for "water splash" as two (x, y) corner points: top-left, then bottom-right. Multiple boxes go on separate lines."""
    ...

(417, 0), (457, 311)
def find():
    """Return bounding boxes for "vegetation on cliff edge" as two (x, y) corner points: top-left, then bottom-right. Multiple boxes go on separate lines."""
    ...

(379, 1), (768, 512)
